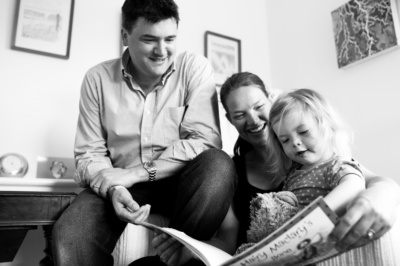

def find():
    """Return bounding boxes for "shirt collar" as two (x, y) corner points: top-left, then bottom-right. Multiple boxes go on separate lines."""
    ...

(121, 48), (176, 86)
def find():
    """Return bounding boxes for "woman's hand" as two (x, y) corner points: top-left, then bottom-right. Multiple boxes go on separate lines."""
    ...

(330, 190), (397, 250)
(152, 232), (195, 266)
(329, 164), (400, 251)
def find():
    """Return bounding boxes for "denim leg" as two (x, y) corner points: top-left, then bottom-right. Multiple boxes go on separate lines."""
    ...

(129, 255), (205, 266)
(168, 148), (237, 240)
(52, 189), (126, 266)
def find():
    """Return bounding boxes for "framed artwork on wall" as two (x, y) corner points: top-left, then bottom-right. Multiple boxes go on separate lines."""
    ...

(12, 0), (75, 59)
(331, 0), (400, 69)
(205, 31), (241, 86)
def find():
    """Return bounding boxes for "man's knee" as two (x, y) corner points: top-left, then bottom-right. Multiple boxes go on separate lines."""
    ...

(201, 148), (236, 178)
(52, 190), (100, 246)
(52, 203), (82, 248)
(193, 148), (237, 192)
(199, 148), (234, 169)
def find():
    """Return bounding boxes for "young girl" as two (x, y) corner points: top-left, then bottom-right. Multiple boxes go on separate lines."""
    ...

(266, 88), (400, 265)
(268, 88), (365, 215)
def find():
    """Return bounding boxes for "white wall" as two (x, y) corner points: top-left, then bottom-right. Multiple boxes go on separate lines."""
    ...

(0, 1), (269, 265)
(176, 0), (271, 153)
(265, 0), (400, 183)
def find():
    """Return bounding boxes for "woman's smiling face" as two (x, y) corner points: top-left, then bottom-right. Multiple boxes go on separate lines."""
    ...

(225, 85), (273, 147)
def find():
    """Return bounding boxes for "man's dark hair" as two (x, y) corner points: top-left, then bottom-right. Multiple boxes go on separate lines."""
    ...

(122, 0), (180, 32)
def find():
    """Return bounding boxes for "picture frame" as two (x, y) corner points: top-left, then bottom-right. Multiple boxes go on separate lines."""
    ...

(331, 0), (400, 69)
(12, 0), (75, 59)
(205, 31), (241, 86)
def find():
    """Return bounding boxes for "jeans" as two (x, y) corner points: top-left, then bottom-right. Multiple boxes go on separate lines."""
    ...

(52, 148), (237, 266)
(129, 255), (205, 266)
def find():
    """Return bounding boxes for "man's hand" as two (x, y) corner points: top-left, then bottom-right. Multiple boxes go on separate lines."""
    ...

(90, 168), (136, 198)
(152, 232), (194, 266)
(109, 186), (150, 224)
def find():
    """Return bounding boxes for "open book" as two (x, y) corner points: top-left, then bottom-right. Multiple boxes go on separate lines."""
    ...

(138, 196), (341, 266)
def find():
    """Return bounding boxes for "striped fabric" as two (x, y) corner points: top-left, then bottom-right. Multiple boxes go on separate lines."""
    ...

(318, 209), (400, 266)
(112, 214), (169, 266)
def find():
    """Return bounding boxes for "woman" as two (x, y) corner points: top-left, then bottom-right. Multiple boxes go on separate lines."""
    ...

(134, 72), (400, 266)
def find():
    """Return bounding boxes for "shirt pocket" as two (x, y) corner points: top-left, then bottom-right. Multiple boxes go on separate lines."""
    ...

(163, 106), (186, 143)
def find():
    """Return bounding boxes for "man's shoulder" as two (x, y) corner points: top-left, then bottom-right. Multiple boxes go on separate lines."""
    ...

(175, 51), (210, 67)
(86, 57), (121, 75)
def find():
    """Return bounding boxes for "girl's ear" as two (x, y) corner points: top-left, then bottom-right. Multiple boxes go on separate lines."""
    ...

(225, 113), (232, 125)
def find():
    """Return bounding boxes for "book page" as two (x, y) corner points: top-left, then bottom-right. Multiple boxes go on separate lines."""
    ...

(162, 228), (233, 266)
(137, 221), (232, 266)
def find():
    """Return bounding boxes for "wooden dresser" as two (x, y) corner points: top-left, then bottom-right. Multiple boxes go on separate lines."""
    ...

(0, 191), (77, 265)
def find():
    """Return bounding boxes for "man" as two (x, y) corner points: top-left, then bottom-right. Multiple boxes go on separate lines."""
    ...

(52, 0), (237, 265)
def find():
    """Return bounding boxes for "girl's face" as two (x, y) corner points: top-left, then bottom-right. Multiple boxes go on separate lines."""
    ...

(272, 111), (333, 170)
(225, 85), (273, 147)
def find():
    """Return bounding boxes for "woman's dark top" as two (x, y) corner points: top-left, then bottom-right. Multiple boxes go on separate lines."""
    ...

(232, 137), (284, 247)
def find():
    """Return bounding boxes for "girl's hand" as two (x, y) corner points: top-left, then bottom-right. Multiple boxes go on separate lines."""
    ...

(152, 232), (195, 266)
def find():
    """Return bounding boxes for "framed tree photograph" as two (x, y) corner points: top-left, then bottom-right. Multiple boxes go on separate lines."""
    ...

(12, 0), (75, 59)
(331, 0), (400, 68)
(205, 31), (241, 86)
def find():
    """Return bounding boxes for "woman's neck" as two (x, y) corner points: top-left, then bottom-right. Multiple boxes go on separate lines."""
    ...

(245, 147), (283, 191)
(252, 143), (271, 162)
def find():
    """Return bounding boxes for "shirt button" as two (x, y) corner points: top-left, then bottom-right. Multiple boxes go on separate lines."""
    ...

(146, 110), (150, 114)
(144, 137), (148, 142)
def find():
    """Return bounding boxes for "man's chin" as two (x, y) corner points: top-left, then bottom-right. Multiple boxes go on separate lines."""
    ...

(149, 65), (170, 76)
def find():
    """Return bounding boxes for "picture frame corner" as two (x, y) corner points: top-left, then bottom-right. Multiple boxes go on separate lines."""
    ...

(11, 0), (75, 60)
(204, 31), (242, 86)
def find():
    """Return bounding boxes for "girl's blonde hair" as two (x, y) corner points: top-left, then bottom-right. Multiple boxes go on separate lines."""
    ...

(268, 88), (353, 173)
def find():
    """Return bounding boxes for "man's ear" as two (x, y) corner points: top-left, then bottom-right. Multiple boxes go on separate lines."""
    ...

(121, 29), (128, 46)
(225, 113), (232, 125)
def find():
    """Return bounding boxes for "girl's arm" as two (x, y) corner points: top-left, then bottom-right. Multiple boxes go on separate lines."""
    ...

(323, 174), (365, 216)
(330, 166), (400, 250)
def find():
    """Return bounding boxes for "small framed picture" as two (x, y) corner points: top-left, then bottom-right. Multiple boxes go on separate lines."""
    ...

(12, 0), (75, 59)
(205, 31), (241, 87)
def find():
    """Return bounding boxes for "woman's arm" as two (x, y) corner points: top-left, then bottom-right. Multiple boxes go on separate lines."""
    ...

(330, 165), (400, 250)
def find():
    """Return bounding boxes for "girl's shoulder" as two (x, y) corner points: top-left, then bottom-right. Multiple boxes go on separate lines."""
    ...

(327, 156), (364, 182)
(329, 156), (362, 172)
